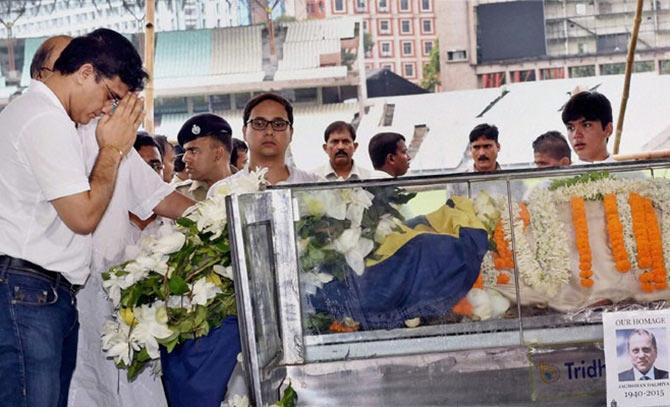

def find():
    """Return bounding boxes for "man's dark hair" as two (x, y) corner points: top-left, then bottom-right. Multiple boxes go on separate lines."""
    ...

(628, 329), (658, 352)
(173, 145), (185, 172)
(368, 132), (405, 169)
(230, 138), (248, 165)
(469, 123), (499, 143)
(153, 135), (173, 159)
(532, 131), (571, 161)
(134, 131), (160, 152)
(243, 93), (294, 126)
(54, 28), (147, 91)
(562, 91), (613, 127)
(324, 120), (356, 142)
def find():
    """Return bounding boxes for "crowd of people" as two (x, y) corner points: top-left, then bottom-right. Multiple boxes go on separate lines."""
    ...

(0, 27), (626, 407)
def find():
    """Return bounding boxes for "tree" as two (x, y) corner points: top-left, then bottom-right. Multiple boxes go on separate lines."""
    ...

(421, 40), (440, 92)
(363, 32), (373, 57)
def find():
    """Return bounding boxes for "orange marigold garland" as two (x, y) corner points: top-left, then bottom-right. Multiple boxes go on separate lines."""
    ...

(518, 202), (531, 229)
(642, 197), (667, 291)
(629, 193), (652, 269)
(603, 194), (631, 273)
(570, 196), (593, 288)
(492, 219), (514, 270)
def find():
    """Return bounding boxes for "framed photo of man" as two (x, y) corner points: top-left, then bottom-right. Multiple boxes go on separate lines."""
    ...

(603, 310), (670, 407)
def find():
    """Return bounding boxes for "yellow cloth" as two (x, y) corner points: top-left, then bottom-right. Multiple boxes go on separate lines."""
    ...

(367, 196), (486, 266)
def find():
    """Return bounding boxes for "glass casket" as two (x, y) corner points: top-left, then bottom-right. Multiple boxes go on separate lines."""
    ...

(226, 160), (670, 406)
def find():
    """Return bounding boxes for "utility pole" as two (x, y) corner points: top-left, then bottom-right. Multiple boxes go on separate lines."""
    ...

(144, 0), (155, 133)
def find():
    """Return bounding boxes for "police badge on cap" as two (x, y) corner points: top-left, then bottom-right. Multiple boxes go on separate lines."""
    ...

(177, 113), (233, 149)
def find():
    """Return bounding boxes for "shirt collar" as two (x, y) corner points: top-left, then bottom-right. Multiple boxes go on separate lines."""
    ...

(28, 79), (68, 117)
(634, 366), (656, 380)
(322, 161), (362, 180)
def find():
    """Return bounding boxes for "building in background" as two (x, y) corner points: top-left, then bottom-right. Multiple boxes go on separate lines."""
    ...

(304, 0), (438, 86)
(438, 0), (670, 91)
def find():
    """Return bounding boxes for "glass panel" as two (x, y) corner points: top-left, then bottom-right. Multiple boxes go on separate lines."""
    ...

(237, 194), (282, 368)
(295, 180), (522, 346)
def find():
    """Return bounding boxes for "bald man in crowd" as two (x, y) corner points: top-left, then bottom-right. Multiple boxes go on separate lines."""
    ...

(31, 35), (194, 407)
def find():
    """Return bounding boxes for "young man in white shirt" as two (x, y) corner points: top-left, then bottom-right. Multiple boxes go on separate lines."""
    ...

(562, 91), (615, 164)
(28, 34), (194, 407)
(368, 131), (411, 178)
(313, 120), (372, 180)
(209, 93), (319, 197)
(0, 28), (148, 407)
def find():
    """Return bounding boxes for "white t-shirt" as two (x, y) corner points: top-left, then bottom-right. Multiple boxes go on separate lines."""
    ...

(0, 81), (90, 284)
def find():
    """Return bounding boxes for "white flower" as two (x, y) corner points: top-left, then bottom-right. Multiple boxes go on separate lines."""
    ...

(298, 190), (347, 219)
(213, 265), (234, 281)
(341, 188), (374, 227)
(101, 320), (132, 366)
(103, 271), (132, 307)
(166, 295), (192, 310)
(190, 278), (222, 306)
(374, 214), (402, 243)
(151, 224), (186, 255)
(130, 302), (173, 359)
(404, 317), (421, 328)
(221, 395), (250, 407)
(331, 227), (374, 276)
(301, 271), (335, 296)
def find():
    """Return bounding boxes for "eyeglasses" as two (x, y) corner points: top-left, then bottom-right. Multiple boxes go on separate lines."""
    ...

(103, 82), (120, 112)
(246, 117), (291, 131)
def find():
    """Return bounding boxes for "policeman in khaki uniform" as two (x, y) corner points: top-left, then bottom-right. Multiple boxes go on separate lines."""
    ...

(174, 113), (236, 201)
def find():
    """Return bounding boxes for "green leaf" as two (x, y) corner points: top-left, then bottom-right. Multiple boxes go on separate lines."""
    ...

(168, 275), (189, 295)
(277, 382), (298, 407)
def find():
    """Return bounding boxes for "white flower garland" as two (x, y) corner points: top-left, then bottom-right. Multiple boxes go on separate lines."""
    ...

(616, 192), (640, 273)
(525, 188), (572, 297)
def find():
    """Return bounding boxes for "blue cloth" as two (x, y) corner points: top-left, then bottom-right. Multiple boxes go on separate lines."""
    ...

(160, 316), (241, 407)
(310, 227), (488, 330)
(0, 264), (79, 407)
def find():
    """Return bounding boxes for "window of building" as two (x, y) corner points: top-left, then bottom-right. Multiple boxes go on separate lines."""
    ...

(399, 0), (411, 12)
(404, 63), (415, 78)
(447, 50), (467, 61)
(478, 72), (506, 88)
(379, 19), (391, 34)
(421, 19), (433, 34)
(381, 63), (395, 72)
(234, 92), (252, 109)
(661, 60), (670, 75)
(192, 95), (210, 113)
(568, 65), (596, 78)
(156, 97), (188, 114)
(422, 40), (434, 55)
(295, 88), (318, 103)
(378, 0), (389, 11)
(420, 0), (432, 11)
(363, 20), (368, 32)
(634, 60), (655, 73)
(210, 94), (232, 111)
(400, 19), (412, 34)
(600, 62), (625, 75)
(510, 69), (536, 83)
(539, 67), (565, 80)
(355, 0), (367, 12)
(333, 0), (345, 13)
(401, 40), (414, 56)
(380, 41), (393, 57)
